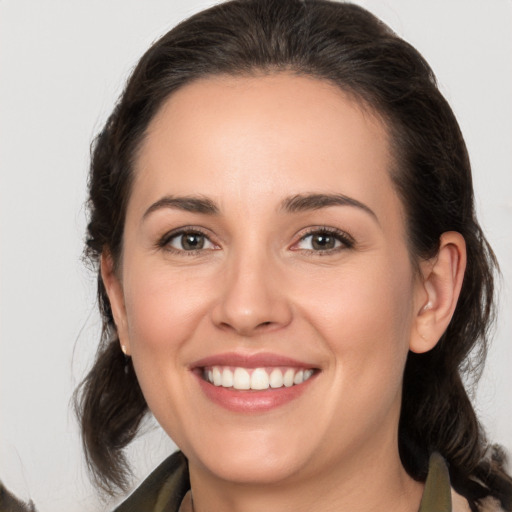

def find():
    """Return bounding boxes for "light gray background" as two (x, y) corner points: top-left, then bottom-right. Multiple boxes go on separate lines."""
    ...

(1, 1), (510, 510)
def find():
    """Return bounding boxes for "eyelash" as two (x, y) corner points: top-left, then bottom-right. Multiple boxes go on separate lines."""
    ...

(291, 226), (355, 254)
(157, 227), (217, 256)
(157, 226), (355, 256)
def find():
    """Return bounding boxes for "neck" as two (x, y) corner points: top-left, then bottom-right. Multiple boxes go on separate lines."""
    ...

(187, 436), (424, 512)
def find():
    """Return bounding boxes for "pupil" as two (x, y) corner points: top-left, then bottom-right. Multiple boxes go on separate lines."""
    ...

(312, 234), (334, 250)
(182, 233), (204, 250)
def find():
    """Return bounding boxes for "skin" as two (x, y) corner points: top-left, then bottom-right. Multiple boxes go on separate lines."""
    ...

(103, 74), (466, 512)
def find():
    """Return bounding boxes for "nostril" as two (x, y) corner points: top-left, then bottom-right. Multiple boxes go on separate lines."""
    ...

(257, 321), (273, 329)
(211, 288), (293, 335)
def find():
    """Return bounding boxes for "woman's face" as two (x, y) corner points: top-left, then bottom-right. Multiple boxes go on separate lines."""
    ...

(108, 74), (427, 485)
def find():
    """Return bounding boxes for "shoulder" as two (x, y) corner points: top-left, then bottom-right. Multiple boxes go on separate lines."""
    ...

(112, 451), (190, 512)
(451, 488), (471, 512)
(422, 453), (508, 512)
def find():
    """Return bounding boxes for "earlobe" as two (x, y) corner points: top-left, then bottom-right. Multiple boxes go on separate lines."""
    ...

(410, 232), (466, 354)
(100, 251), (131, 355)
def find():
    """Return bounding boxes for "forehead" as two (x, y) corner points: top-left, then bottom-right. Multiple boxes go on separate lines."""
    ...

(133, 73), (402, 227)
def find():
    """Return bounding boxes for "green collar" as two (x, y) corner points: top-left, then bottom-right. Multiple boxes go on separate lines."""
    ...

(114, 451), (453, 512)
(419, 452), (452, 512)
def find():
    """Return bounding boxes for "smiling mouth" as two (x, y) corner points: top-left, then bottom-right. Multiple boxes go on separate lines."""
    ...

(201, 366), (316, 391)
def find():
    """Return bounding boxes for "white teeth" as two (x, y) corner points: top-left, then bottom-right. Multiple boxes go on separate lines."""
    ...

(221, 368), (233, 387)
(283, 368), (295, 387)
(205, 366), (315, 390)
(233, 368), (251, 390)
(212, 367), (222, 386)
(251, 368), (269, 390)
(269, 368), (284, 388)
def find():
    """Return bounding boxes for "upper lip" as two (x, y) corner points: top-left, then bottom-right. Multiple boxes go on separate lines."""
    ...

(190, 352), (317, 369)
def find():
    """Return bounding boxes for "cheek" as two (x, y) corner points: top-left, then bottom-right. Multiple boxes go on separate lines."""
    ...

(122, 259), (212, 358)
(120, 260), (215, 437)
(296, 252), (415, 377)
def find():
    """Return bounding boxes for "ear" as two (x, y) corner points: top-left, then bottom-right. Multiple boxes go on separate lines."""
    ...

(101, 251), (131, 356)
(410, 232), (466, 354)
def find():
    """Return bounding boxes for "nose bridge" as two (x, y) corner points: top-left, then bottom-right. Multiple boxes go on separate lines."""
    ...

(212, 236), (291, 335)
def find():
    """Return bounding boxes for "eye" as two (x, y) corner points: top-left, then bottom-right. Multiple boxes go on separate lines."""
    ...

(163, 230), (217, 253)
(293, 228), (353, 253)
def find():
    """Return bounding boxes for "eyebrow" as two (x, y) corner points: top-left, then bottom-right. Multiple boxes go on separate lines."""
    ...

(142, 195), (219, 220)
(280, 193), (378, 222)
(142, 192), (377, 222)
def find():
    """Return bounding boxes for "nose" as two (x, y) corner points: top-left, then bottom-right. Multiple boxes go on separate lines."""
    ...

(211, 249), (293, 336)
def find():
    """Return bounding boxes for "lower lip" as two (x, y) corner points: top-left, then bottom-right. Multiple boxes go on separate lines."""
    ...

(195, 373), (316, 413)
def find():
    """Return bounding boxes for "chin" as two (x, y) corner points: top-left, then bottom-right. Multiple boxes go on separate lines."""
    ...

(202, 452), (304, 485)
(184, 430), (312, 485)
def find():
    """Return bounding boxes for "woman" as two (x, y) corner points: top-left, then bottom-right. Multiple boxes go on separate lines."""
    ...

(64, 0), (512, 510)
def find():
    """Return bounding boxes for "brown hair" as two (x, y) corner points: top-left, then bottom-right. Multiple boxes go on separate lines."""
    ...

(74, 0), (512, 508)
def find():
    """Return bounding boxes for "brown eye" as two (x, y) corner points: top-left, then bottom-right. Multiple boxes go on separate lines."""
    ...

(310, 233), (337, 250)
(166, 231), (215, 252)
(294, 229), (352, 253)
(181, 233), (205, 250)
